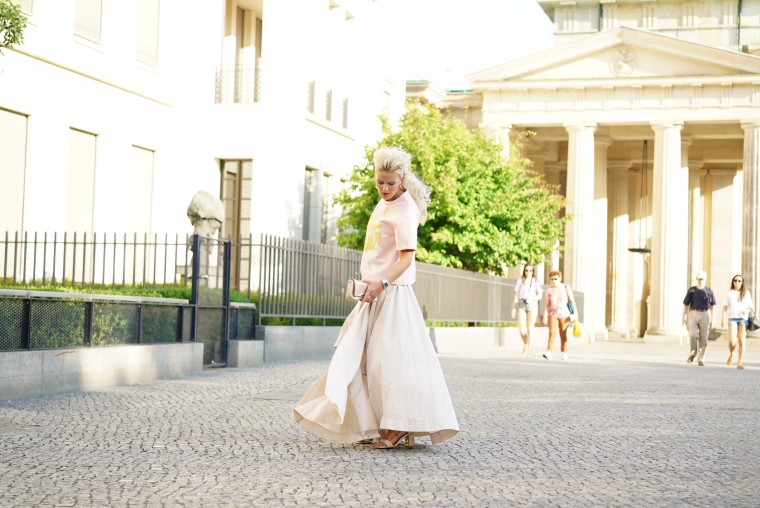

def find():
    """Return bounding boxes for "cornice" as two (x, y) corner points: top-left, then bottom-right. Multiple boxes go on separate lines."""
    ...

(469, 27), (760, 84)
(474, 75), (760, 91)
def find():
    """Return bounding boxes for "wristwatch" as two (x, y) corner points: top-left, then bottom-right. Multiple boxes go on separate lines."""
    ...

(381, 279), (390, 289)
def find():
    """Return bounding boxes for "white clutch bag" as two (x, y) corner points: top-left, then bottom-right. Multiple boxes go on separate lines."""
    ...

(345, 278), (368, 300)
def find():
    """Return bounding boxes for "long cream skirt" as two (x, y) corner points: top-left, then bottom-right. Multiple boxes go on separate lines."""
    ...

(291, 285), (459, 444)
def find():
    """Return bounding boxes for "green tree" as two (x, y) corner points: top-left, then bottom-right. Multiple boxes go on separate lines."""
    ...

(0, 0), (27, 54)
(335, 100), (567, 275)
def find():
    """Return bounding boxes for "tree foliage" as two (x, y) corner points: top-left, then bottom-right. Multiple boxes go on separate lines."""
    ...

(334, 100), (567, 275)
(0, 0), (27, 54)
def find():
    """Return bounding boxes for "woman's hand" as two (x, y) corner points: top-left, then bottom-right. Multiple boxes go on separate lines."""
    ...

(511, 307), (516, 319)
(360, 280), (384, 303)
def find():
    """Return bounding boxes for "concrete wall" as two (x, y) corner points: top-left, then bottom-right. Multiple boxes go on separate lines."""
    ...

(254, 324), (592, 362)
(0, 343), (203, 401)
(256, 326), (340, 363)
(0, 325), (597, 401)
(227, 340), (265, 368)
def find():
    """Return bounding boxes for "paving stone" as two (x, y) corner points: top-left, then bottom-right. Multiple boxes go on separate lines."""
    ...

(0, 342), (758, 506)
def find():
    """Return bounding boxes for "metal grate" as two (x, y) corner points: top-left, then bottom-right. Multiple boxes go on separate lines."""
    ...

(91, 302), (139, 346)
(231, 307), (256, 340)
(0, 293), (190, 351)
(198, 308), (224, 366)
(30, 299), (86, 349)
(0, 298), (25, 350)
(142, 304), (181, 344)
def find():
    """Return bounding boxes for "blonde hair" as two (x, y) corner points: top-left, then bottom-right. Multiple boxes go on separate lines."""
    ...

(373, 146), (431, 223)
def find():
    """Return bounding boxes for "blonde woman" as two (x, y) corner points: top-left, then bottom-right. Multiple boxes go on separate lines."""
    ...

(721, 274), (753, 370)
(293, 147), (459, 449)
(512, 264), (543, 357)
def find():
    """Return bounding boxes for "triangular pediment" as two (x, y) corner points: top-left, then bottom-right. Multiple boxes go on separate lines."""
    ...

(468, 27), (760, 85)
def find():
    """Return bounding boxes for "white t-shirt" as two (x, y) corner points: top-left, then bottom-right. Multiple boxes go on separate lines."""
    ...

(725, 289), (754, 319)
(360, 191), (419, 285)
(515, 277), (543, 302)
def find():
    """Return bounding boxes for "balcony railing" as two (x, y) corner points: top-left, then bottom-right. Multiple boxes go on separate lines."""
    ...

(215, 64), (261, 104)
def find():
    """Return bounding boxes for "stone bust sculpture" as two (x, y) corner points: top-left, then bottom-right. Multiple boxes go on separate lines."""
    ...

(187, 190), (225, 239)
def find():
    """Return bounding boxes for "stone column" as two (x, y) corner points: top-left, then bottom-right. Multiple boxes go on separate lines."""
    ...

(741, 122), (760, 305)
(607, 162), (632, 339)
(544, 162), (563, 277)
(483, 124), (512, 160)
(531, 156), (548, 283)
(590, 136), (611, 340)
(563, 124), (596, 297)
(688, 162), (705, 281)
(645, 123), (689, 342)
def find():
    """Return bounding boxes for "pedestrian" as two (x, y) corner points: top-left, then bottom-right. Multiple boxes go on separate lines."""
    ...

(512, 263), (543, 357)
(720, 274), (753, 370)
(292, 146), (459, 449)
(541, 270), (577, 361)
(681, 270), (716, 366)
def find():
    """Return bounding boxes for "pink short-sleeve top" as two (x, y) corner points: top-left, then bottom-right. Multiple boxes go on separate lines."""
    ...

(360, 191), (419, 285)
(545, 285), (571, 318)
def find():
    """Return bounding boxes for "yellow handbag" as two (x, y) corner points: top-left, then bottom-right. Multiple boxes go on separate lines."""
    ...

(572, 319), (582, 337)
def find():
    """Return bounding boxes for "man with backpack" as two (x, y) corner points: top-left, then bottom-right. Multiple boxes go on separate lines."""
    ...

(682, 270), (716, 366)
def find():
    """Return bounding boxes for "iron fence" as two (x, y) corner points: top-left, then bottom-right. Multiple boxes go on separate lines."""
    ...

(0, 231), (261, 296)
(257, 235), (584, 324)
(0, 290), (257, 352)
(0, 290), (190, 351)
(0, 231), (583, 327)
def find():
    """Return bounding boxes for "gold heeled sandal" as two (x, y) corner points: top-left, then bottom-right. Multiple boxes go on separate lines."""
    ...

(374, 431), (414, 449)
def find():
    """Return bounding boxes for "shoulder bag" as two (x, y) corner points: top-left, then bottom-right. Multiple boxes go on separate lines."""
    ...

(748, 309), (760, 332)
(565, 285), (575, 315)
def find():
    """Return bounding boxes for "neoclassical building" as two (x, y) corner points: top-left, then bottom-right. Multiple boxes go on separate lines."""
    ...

(413, 1), (760, 342)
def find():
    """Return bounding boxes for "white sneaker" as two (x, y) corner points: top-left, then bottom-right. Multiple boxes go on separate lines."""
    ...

(542, 351), (553, 360)
(561, 353), (568, 361)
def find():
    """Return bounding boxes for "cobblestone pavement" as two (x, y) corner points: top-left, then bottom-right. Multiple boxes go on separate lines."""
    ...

(1, 341), (758, 507)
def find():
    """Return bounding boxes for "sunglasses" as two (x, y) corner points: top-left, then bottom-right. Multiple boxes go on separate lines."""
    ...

(550, 277), (559, 281)
(733, 279), (743, 283)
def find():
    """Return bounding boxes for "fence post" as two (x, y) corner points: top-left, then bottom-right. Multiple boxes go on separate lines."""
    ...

(176, 306), (184, 342)
(84, 300), (92, 346)
(221, 239), (232, 365)
(22, 298), (31, 350)
(137, 303), (143, 344)
(189, 234), (201, 342)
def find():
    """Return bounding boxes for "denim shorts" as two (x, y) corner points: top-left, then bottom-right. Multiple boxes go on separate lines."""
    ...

(516, 299), (538, 313)
(728, 317), (749, 327)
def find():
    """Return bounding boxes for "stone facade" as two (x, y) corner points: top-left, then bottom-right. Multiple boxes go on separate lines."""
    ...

(413, 2), (760, 342)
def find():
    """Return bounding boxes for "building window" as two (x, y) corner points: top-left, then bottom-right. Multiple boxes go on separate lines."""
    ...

(325, 89), (332, 122)
(74, 0), (102, 43)
(307, 80), (316, 114)
(137, 0), (160, 66)
(303, 168), (331, 243)
(130, 146), (155, 234)
(220, 159), (252, 286)
(341, 98), (349, 129)
(321, 172), (332, 243)
(0, 108), (28, 233)
(220, 159), (252, 240)
(215, 6), (262, 103)
(303, 168), (316, 241)
(67, 128), (97, 233)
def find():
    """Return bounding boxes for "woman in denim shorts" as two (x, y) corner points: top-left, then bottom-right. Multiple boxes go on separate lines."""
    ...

(511, 264), (543, 357)
(721, 274), (754, 370)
